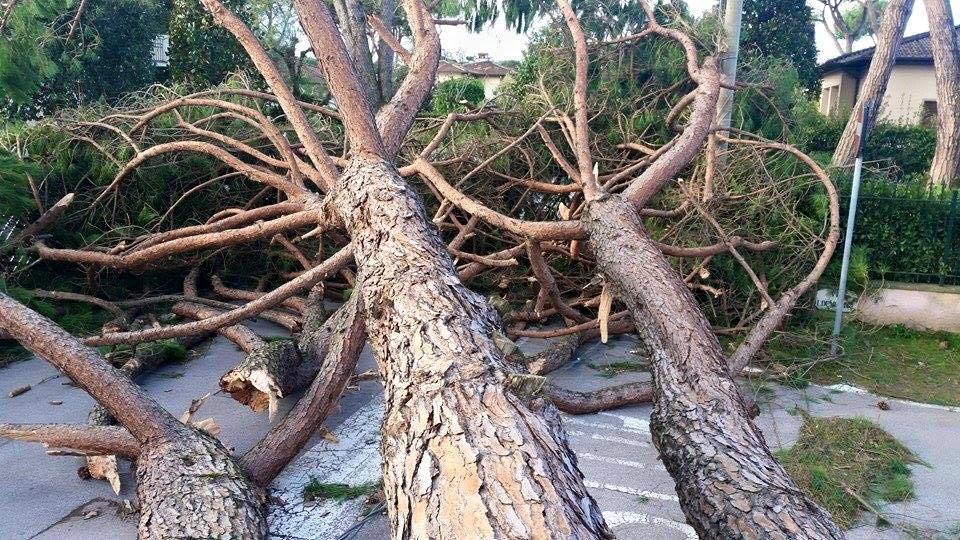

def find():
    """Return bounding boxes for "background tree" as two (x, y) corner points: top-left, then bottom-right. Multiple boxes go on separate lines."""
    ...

(833, 0), (914, 166)
(814, 0), (888, 55)
(740, 0), (819, 94)
(923, 0), (960, 187)
(0, 0), (166, 119)
(169, 0), (253, 85)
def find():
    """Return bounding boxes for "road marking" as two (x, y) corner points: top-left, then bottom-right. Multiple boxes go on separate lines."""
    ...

(578, 452), (647, 469)
(598, 411), (651, 433)
(567, 430), (651, 448)
(602, 511), (698, 539)
(824, 384), (960, 413)
(584, 480), (679, 502)
(268, 398), (384, 539)
(563, 416), (649, 437)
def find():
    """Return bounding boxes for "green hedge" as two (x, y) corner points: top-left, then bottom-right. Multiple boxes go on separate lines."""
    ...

(796, 111), (936, 179)
(835, 179), (960, 285)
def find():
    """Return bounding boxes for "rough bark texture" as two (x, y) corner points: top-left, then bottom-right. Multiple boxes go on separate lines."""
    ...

(833, 0), (915, 166)
(240, 296), (367, 486)
(924, 0), (960, 187)
(0, 294), (267, 539)
(376, 0), (396, 100)
(334, 157), (611, 539)
(136, 432), (267, 539)
(583, 195), (843, 539)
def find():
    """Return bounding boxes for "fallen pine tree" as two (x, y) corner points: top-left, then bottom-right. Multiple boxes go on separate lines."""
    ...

(0, 0), (845, 537)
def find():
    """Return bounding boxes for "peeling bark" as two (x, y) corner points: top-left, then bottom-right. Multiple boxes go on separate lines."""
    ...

(334, 157), (611, 538)
(220, 340), (302, 416)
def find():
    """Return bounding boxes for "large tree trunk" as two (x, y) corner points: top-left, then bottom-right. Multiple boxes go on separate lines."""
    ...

(0, 294), (267, 538)
(924, 0), (960, 187)
(334, 157), (611, 538)
(833, 0), (914, 166)
(582, 195), (844, 539)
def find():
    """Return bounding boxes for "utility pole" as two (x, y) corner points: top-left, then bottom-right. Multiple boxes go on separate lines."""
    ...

(717, 0), (744, 133)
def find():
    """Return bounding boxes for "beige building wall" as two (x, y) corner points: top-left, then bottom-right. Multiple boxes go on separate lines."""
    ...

(819, 71), (858, 116)
(480, 75), (506, 99)
(820, 64), (938, 125)
(879, 64), (938, 124)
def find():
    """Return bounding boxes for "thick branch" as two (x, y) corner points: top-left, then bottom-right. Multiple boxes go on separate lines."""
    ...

(0, 423), (140, 458)
(0, 294), (185, 442)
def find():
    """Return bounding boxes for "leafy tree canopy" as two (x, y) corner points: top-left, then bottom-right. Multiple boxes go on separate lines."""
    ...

(169, 0), (253, 86)
(740, 0), (819, 94)
(1, 0), (166, 118)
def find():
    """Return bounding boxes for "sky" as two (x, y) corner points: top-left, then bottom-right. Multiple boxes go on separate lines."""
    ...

(438, 1), (960, 64)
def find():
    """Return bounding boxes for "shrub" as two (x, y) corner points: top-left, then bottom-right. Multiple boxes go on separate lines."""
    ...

(835, 179), (959, 284)
(794, 107), (936, 179)
(430, 77), (486, 115)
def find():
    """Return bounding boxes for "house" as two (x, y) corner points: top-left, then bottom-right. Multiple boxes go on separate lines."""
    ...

(436, 53), (512, 100)
(819, 26), (960, 125)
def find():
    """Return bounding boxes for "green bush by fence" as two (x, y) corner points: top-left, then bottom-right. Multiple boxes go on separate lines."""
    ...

(796, 112), (936, 179)
(836, 179), (960, 285)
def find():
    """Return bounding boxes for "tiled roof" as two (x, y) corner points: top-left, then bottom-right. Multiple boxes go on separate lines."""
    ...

(821, 25), (960, 72)
(437, 59), (511, 77)
(460, 60), (512, 76)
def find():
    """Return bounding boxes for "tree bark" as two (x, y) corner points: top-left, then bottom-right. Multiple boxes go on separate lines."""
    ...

(0, 294), (267, 538)
(924, 0), (960, 187)
(331, 0), (379, 106)
(582, 195), (844, 539)
(833, 0), (915, 166)
(377, 0), (397, 100)
(240, 296), (367, 485)
(334, 157), (612, 538)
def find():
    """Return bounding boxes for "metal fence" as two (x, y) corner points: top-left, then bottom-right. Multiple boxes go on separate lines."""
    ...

(839, 182), (960, 286)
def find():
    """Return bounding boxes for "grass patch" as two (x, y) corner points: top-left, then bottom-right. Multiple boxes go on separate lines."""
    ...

(776, 415), (918, 528)
(0, 342), (30, 368)
(302, 479), (381, 503)
(761, 317), (960, 406)
(588, 361), (646, 378)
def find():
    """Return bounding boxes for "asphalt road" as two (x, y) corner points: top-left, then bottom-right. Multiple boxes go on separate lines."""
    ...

(1, 331), (958, 539)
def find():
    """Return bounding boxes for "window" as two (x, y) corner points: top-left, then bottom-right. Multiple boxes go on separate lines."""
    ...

(152, 34), (170, 68)
(820, 84), (841, 115)
(921, 100), (938, 127)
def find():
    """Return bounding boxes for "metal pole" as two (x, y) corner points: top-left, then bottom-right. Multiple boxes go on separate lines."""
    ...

(830, 104), (874, 355)
(717, 0), (744, 132)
